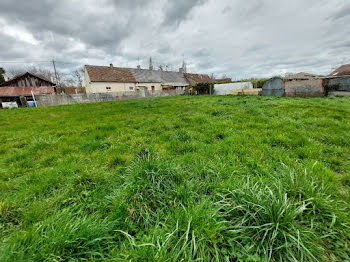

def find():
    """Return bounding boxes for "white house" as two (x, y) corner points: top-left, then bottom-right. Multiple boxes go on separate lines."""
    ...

(85, 64), (189, 96)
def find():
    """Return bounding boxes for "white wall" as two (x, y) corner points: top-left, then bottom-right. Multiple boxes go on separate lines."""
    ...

(214, 82), (253, 95)
(85, 67), (188, 94)
(86, 82), (137, 94)
(136, 83), (162, 91)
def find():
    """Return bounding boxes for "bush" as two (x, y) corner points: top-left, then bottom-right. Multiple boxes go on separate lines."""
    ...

(195, 82), (214, 95)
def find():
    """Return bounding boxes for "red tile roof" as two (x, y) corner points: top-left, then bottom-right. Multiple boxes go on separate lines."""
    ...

(85, 65), (136, 82)
(184, 73), (212, 83)
(0, 86), (55, 97)
(329, 64), (350, 76)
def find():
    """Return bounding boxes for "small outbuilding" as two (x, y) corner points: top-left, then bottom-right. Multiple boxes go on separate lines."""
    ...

(262, 77), (284, 97)
(325, 64), (350, 96)
(0, 72), (56, 107)
(262, 73), (325, 97)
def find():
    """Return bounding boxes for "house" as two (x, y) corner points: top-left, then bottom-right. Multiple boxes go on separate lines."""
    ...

(329, 64), (350, 77)
(0, 72), (56, 107)
(85, 64), (189, 96)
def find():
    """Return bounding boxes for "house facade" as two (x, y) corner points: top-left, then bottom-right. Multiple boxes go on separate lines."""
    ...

(85, 64), (189, 96)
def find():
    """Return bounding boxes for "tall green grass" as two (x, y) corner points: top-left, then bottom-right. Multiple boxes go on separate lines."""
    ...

(0, 95), (349, 261)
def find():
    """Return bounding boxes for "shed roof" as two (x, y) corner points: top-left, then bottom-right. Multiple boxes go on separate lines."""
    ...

(0, 72), (55, 87)
(184, 73), (212, 83)
(329, 64), (350, 77)
(284, 72), (322, 80)
(0, 86), (55, 97)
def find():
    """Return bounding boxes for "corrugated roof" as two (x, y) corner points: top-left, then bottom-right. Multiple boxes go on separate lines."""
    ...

(184, 73), (212, 83)
(129, 68), (189, 83)
(85, 65), (136, 83)
(0, 86), (55, 97)
(329, 64), (350, 76)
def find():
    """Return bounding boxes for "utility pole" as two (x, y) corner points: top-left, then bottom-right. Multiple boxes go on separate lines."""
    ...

(52, 60), (60, 90)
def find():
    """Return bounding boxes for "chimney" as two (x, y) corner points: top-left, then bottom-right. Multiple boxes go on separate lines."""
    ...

(149, 57), (153, 71)
(137, 65), (141, 70)
(179, 68), (184, 73)
(110, 63), (113, 68)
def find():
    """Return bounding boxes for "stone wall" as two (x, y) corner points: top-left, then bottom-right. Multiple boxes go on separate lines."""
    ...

(35, 89), (183, 107)
(284, 78), (324, 97)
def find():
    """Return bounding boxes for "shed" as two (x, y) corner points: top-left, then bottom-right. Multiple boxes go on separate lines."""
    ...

(0, 72), (55, 87)
(262, 76), (325, 97)
(0, 86), (55, 107)
(325, 77), (350, 96)
(325, 64), (350, 96)
(262, 77), (284, 97)
(214, 82), (253, 95)
(284, 78), (324, 97)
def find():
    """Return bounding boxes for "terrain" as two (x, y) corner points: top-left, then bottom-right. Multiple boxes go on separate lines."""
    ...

(0, 95), (349, 261)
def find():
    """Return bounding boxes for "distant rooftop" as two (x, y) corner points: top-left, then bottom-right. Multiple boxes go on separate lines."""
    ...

(284, 72), (323, 80)
(329, 64), (350, 77)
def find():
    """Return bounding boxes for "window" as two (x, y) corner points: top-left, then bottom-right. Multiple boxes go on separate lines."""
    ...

(106, 87), (111, 91)
(151, 86), (155, 91)
(129, 86), (134, 90)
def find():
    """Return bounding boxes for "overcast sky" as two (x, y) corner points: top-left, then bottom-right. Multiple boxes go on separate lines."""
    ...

(0, 0), (349, 79)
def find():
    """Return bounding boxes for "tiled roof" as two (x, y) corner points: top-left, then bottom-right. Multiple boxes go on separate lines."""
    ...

(85, 65), (136, 83)
(329, 64), (350, 76)
(86, 65), (189, 84)
(184, 73), (212, 83)
(0, 86), (55, 97)
(130, 68), (188, 84)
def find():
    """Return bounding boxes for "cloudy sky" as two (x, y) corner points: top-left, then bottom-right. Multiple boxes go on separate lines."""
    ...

(0, 0), (349, 79)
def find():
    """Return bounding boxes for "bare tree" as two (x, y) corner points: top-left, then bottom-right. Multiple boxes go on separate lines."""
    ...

(71, 67), (84, 87)
(209, 73), (216, 81)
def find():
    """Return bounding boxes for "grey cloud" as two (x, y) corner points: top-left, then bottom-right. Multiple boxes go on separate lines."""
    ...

(327, 3), (350, 20)
(0, 0), (349, 78)
(162, 0), (206, 27)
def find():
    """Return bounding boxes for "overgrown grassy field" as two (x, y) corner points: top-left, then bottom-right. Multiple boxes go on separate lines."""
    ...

(0, 95), (349, 261)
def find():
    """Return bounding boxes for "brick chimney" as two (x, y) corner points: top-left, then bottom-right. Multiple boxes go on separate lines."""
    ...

(110, 63), (113, 68)
(149, 57), (153, 70)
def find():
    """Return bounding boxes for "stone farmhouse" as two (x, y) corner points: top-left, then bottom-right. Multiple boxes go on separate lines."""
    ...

(85, 64), (190, 96)
(85, 60), (212, 96)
